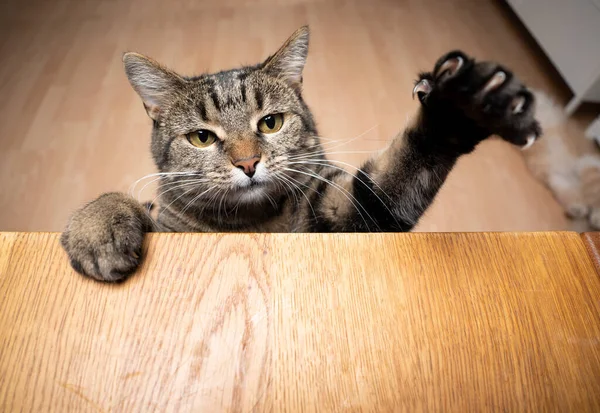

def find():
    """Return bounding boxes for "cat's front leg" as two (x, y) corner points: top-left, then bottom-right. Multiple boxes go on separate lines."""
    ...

(61, 193), (155, 282)
(304, 51), (540, 232)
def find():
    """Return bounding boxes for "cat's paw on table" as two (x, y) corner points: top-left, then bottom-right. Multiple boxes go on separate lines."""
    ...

(60, 192), (153, 282)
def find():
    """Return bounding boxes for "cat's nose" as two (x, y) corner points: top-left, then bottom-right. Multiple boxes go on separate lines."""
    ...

(232, 155), (261, 178)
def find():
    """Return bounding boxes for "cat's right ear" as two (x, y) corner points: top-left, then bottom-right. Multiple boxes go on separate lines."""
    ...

(122, 53), (184, 121)
(261, 26), (309, 90)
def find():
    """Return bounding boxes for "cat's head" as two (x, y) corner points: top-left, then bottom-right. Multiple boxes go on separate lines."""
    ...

(123, 26), (320, 216)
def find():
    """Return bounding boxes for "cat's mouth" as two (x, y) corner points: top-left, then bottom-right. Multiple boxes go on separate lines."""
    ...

(230, 163), (272, 190)
(225, 179), (280, 206)
(234, 177), (268, 190)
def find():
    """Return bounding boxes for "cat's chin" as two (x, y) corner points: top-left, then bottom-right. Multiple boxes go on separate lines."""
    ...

(229, 182), (275, 204)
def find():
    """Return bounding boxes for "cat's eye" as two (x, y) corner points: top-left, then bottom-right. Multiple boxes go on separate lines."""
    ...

(257, 114), (284, 134)
(187, 130), (217, 148)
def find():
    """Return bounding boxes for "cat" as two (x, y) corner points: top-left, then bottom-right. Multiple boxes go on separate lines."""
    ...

(61, 26), (540, 282)
(523, 90), (600, 230)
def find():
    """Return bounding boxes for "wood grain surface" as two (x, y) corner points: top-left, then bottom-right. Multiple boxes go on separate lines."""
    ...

(1, 232), (599, 412)
(581, 232), (600, 275)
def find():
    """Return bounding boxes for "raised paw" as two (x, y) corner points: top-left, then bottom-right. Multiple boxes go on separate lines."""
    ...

(414, 51), (541, 150)
(60, 192), (154, 282)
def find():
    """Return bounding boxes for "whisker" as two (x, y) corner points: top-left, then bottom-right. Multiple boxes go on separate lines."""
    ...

(288, 160), (400, 228)
(290, 125), (381, 158)
(290, 125), (380, 159)
(273, 174), (300, 208)
(275, 172), (318, 223)
(137, 175), (212, 204)
(135, 176), (165, 202)
(283, 166), (377, 231)
(299, 136), (389, 154)
(128, 171), (202, 197)
(279, 171), (318, 194)
(317, 124), (380, 150)
(216, 188), (230, 224)
(276, 175), (299, 206)
(178, 185), (220, 220)
(289, 149), (380, 161)
(148, 178), (214, 212)
(264, 191), (277, 210)
(136, 175), (202, 202)
(156, 182), (216, 221)
(290, 158), (393, 202)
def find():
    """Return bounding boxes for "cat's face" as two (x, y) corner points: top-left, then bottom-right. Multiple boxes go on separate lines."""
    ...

(124, 27), (319, 212)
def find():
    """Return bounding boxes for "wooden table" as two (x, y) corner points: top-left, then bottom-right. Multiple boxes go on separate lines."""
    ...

(1, 232), (599, 412)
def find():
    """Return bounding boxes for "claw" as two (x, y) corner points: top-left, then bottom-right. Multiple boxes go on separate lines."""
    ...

(521, 134), (537, 150)
(412, 79), (432, 100)
(511, 95), (526, 114)
(435, 56), (464, 79)
(481, 71), (507, 94)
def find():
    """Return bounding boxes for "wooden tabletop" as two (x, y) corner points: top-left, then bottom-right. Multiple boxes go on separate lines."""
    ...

(1, 232), (599, 412)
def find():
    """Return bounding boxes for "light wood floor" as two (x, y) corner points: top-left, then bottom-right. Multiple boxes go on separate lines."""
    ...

(0, 0), (593, 231)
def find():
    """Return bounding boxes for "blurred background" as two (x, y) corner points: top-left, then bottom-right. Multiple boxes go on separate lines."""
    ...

(1, 0), (599, 232)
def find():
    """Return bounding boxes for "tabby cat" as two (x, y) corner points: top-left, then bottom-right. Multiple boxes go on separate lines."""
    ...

(61, 26), (540, 282)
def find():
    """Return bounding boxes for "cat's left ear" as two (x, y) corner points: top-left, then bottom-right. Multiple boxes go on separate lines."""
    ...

(262, 26), (309, 90)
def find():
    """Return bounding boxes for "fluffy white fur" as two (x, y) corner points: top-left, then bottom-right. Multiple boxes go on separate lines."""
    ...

(523, 90), (600, 230)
